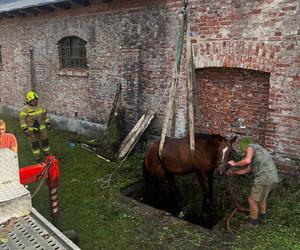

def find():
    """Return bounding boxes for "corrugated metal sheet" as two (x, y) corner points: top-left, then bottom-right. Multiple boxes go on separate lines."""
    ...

(0, 0), (67, 13)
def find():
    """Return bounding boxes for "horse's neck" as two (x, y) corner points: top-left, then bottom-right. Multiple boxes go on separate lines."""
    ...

(195, 138), (219, 161)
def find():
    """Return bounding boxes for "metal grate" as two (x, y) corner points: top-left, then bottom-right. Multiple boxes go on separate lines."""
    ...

(0, 182), (29, 202)
(58, 36), (87, 69)
(0, 149), (32, 224)
(0, 209), (80, 250)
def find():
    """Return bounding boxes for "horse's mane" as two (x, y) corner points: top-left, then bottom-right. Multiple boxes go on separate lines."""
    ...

(195, 133), (225, 141)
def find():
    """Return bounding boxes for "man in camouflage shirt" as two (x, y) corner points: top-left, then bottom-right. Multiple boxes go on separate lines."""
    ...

(227, 137), (279, 228)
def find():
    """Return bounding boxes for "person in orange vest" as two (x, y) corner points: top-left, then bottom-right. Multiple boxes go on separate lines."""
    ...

(19, 91), (51, 161)
(0, 119), (18, 153)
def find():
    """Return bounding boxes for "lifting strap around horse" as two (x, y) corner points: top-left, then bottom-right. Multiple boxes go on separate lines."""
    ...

(159, 0), (192, 159)
(186, 12), (196, 160)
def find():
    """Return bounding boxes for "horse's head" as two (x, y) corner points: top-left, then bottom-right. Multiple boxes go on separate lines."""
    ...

(217, 135), (237, 175)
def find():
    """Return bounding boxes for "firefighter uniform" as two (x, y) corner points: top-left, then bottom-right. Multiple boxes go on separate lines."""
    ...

(19, 91), (51, 159)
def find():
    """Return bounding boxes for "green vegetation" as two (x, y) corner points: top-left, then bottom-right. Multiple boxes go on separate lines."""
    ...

(2, 114), (300, 250)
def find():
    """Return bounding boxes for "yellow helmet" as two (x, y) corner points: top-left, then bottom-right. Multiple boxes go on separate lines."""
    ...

(26, 91), (39, 102)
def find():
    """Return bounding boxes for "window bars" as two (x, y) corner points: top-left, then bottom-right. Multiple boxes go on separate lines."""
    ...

(58, 36), (87, 69)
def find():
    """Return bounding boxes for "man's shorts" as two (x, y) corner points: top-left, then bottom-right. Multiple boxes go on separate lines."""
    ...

(250, 183), (277, 202)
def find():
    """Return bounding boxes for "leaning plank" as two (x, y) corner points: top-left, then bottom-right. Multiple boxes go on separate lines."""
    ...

(118, 111), (155, 159)
(107, 82), (122, 127)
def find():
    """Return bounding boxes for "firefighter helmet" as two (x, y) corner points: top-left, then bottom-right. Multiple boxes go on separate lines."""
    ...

(26, 91), (39, 102)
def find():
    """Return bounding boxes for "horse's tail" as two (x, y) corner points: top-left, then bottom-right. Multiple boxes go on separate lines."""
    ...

(142, 155), (157, 203)
(143, 141), (163, 177)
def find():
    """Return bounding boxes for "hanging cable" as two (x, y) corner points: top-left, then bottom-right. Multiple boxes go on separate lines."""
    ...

(98, 1), (189, 188)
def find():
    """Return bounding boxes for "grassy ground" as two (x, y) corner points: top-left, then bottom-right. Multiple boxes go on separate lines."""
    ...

(2, 114), (300, 250)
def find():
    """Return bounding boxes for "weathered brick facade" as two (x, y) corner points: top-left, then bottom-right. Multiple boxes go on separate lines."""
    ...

(0, 0), (299, 168)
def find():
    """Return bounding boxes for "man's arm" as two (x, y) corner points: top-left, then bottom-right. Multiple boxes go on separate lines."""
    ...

(230, 165), (252, 175)
(19, 108), (28, 130)
(228, 146), (255, 167)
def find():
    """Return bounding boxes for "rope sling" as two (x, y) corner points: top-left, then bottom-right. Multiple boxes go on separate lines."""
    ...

(99, 0), (192, 188)
(159, 0), (195, 159)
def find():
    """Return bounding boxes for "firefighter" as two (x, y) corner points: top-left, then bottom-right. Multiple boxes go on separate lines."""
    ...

(19, 91), (51, 161)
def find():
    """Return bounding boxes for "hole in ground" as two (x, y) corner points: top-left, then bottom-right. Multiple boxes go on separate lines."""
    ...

(121, 179), (229, 230)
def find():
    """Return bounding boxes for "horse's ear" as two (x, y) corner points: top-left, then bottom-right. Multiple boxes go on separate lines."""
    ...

(230, 135), (237, 143)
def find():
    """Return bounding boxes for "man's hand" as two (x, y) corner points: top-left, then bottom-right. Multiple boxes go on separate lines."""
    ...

(228, 160), (236, 167)
(23, 128), (30, 137)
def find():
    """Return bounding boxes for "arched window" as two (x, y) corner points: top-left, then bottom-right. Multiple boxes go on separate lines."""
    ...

(58, 36), (87, 68)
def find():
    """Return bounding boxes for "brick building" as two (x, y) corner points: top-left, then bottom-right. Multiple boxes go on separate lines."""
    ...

(0, 0), (299, 169)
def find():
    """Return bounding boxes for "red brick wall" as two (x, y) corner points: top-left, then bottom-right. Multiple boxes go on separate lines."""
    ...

(189, 0), (300, 167)
(196, 67), (270, 146)
(0, 0), (299, 167)
(0, 0), (177, 124)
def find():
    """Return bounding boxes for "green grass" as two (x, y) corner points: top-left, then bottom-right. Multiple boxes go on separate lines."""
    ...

(1, 114), (300, 250)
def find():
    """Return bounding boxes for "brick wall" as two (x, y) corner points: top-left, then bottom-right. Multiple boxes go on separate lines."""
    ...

(0, 0), (177, 125)
(0, 0), (299, 167)
(189, 0), (300, 167)
(196, 67), (270, 146)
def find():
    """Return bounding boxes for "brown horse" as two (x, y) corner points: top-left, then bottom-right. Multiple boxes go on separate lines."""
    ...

(143, 133), (236, 212)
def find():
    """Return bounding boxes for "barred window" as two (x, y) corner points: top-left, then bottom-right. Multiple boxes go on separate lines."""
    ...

(58, 36), (87, 68)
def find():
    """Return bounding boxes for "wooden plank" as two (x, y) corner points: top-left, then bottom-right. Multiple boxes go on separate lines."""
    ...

(118, 111), (155, 159)
(107, 82), (121, 127)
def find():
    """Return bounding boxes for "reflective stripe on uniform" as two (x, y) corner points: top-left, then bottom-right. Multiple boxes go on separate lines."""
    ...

(32, 149), (40, 155)
(28, 127), (39, 132)
(19, 112), (28, 117)
(26, 109), (45, 115)
(27, 125), (47, 131)
(42, 147), (50, 152)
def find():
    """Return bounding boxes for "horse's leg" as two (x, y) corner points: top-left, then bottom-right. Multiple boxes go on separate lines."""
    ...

(195, 169), (216, 228)
(144, 165), (178, 213)
(206, 170), (214, 204)
(165, 172), (181, 214)
(143, 145), (168, 207)
(195, 169), (210, 206)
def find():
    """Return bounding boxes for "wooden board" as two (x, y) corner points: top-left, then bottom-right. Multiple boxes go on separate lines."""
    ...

(118, 111), (155, 160)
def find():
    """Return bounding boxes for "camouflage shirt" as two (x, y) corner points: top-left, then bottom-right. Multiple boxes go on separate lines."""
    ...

(250, 144), (279, 185)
